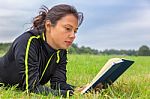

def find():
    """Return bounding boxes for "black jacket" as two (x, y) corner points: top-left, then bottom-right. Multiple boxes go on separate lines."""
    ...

(0, 30), (74, 97)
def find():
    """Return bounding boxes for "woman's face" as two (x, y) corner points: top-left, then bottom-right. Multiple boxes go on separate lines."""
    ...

(45, 14), (78, 50)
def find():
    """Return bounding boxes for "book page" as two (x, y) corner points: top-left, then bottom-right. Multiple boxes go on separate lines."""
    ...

(95, 58), (122, 78)
(81, 58), (123, 94)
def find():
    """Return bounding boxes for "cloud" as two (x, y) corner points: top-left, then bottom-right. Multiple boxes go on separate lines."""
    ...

(0, 0), (150, 50)
(0, 0), (46, 42)
(75, 1), (150, 50)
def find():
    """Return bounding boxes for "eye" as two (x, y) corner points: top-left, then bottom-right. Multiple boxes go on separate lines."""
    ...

(65, 27), (72, 31)
(63, 25), (78, 34)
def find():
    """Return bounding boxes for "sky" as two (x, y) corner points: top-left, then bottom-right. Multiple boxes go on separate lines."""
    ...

(0, 0), (150, 50)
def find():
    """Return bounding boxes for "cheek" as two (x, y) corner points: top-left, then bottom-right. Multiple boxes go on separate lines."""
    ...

(54, 32), (65, 41)
(51, 29), (61, 38)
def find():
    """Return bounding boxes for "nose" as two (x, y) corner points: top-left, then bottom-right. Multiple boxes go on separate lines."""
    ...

(69, 31), (76, 39)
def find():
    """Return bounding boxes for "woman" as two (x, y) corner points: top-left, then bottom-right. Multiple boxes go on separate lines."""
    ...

(0, 4), (83, 97)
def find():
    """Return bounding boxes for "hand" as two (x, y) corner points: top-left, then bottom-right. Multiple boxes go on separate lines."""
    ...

(74, 83), (90, 93)
(94, 83), (103, 92)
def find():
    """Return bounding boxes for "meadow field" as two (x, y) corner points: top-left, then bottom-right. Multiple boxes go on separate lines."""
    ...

(0, 54), (149, 99)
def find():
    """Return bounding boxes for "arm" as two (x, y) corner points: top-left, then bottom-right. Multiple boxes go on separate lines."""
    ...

(14, 35), (72, 97)
(14, 35), (41, 91)
(50, 50), (75, 91)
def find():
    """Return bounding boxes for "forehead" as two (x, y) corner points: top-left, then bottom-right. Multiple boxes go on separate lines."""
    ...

(57, 14), (78, 27)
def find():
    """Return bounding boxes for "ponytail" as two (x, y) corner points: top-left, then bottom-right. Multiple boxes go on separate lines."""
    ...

(31, 5), (48, 33)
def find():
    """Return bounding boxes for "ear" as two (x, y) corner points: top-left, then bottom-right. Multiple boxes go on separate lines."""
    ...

(45, 20), (52, 33)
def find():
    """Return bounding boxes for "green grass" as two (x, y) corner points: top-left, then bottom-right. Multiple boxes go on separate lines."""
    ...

(0, 54), (149, 99)
(67, 55), (150, 99)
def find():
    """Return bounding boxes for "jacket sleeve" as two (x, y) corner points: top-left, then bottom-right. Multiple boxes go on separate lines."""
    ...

(14, 35), (41, 91)
(50, 50), (75, 91)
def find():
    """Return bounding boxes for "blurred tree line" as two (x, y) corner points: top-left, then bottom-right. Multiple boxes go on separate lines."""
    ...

(0, 43), (11, 54)
(68, 44), (150, 56)
(0, 43), (150, 56)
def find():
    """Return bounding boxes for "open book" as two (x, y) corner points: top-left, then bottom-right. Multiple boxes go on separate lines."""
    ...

(81, 58), (134, 94)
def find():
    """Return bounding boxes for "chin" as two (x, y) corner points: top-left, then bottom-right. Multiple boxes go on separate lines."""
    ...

(61, 46), (70, 49)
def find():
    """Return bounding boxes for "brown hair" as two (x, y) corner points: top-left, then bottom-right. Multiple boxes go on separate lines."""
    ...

(32, 4), (84, 33)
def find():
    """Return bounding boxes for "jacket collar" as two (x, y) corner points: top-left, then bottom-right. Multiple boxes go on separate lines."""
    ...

(29, 29), (59, 55)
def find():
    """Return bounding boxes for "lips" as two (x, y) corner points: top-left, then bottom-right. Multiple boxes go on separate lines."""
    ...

(65, 41), (73, 45)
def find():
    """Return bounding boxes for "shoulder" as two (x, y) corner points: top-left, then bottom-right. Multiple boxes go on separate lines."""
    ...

(11, 31), (42, 58)
(14, 30), (40, 44)
(12, 30), (41, 50)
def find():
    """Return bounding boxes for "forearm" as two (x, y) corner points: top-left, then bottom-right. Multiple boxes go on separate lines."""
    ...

(31, 85), (74, 97)
(51, 82), (76, 91)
